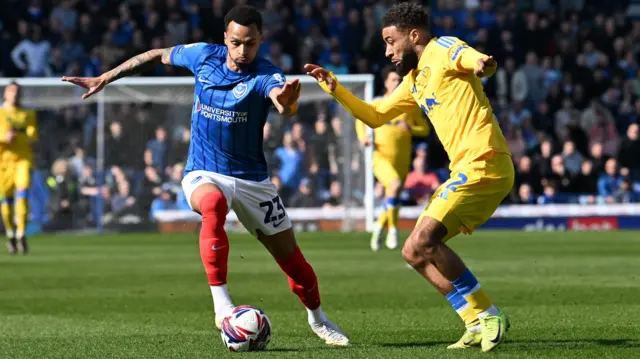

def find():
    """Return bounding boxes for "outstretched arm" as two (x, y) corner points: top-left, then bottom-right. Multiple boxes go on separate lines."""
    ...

(62, 47), (175, 99)
(269, 79), (301, 117)
(304, 64), (417, 128)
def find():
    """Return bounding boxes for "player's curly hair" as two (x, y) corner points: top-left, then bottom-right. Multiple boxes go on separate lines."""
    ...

(225, 5), (263, 33)
(382, 2), (429, 31)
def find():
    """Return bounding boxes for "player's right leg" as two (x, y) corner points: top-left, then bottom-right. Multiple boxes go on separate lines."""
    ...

(403, 164), (512, 351)
(14, 160), (32, 254)
(403, 216), (505, 351)
(182, 173), (234, 330)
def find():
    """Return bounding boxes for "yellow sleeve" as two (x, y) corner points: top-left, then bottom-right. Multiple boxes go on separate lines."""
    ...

(406, 108), (429, 137)
(443, 38), (497, 78)
(319, 73), (417, 128)
(0, 113), (10, 144)
(26, 110), (38, 142)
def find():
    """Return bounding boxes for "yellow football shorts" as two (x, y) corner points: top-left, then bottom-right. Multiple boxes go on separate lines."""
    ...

(373, 152), (410, 197)
(0, 159), (32, 198)
(418, 152), (514, 242)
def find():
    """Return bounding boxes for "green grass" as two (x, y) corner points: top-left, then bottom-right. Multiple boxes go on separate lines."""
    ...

(1, 231), (640, 358)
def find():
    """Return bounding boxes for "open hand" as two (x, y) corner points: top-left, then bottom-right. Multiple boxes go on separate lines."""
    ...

(304, 64), (336, 91)
(61, 75), (108, 100)
(276, 79), (301, 107)
(475, 56), (496, 77)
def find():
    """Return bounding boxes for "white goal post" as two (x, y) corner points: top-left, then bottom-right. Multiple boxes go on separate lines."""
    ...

(0, 75), (378, 232)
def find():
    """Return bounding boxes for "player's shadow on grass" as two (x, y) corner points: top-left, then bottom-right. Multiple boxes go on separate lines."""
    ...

(378, 339), (640, 350)
(509, 338), (640, 350)
(378, 341), (452, 348)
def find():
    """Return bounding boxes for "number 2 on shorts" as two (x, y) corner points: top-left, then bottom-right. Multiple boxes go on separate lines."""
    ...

(438, 173), (468, 200)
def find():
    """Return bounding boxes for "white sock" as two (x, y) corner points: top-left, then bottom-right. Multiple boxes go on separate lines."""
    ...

(478, 305), (500, 319)
(6, 229), (14, 238)
(388, 228), (398, 235)
(210, 285), (234, 316)
(307, 306), (327, 326)
(467, 324), (482, 332)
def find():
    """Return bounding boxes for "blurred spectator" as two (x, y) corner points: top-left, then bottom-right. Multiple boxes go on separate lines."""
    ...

(572, 160), (599, 197)
(561, 141), (584, 176)
(308, 114), (337, 192)
(598, 158), (623, 202)
(110, 180), (138, 219)
(78, 164), (100, 226)
(145, 127), (169, 173)
(515, 183), (535, 204)
(288, 178), (318, 208)
(150, 188), (178, 221)
(45, 159), (77, 230)
(323, 181), (343, 209)
(11, 24), (51, 77)
(275, 132), (305, 201)
(617, 124), (640, 177)
(404, 157), (440, 205)
(50, 0), (78, 33)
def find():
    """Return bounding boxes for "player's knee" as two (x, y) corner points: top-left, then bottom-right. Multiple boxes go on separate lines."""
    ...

(402, 229), (441, 265)
(389, 179), (403, 195)
(199, 191), (227, 223)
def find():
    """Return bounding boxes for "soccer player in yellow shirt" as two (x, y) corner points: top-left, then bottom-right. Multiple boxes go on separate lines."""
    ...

(305, 2), (513, 352)
(355, 66), (429, 251)
(0, 82), (38, 255)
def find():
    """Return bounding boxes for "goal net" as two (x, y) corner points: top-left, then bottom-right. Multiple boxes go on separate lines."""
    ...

(0, 75), (376, 233)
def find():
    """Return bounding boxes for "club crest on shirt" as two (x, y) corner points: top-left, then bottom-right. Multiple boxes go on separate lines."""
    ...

(233, 83), (248, 99)
(273, 73), (285, 85)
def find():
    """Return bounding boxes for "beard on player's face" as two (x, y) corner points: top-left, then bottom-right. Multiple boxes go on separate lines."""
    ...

(394, 43), (419, 77)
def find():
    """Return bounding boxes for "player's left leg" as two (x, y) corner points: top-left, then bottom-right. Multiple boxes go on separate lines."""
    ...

(234, 178), (348, 346)
(372, 156), (403, 250)
(258, 228), (349, 346)
(1, 196), (16, 254)
(14, 161), (31, 254)
(0, 169), (16, 254)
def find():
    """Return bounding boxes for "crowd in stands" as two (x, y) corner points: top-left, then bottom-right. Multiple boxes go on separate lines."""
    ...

(2, 0), (640, 229)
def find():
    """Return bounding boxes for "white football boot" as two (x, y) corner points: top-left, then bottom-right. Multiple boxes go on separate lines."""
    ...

(385, 228), (398, 249)
(311, 320), (350, 346)
(370, 224), (384, 252)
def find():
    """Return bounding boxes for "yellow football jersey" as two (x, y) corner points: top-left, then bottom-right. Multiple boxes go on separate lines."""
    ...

(323, 36), (510, 172)
(355, 96), (428, 165)
(0, 106), (37, 163)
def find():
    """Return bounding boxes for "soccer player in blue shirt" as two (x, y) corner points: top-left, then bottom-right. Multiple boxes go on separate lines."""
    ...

(62, 5), (349, 346)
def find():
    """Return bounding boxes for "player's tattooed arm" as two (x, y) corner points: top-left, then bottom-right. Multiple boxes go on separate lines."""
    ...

(62, 47), (175, 100)
(103, 47), (175, 84)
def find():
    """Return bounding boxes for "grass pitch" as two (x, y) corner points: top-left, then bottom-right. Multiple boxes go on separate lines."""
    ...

(1, 231), (639, 358)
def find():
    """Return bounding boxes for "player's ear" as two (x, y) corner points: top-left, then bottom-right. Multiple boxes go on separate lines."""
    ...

(409, 29), (420, 44)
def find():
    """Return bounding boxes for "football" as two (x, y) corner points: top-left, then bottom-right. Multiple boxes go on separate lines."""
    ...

(220, 305), (272, 352)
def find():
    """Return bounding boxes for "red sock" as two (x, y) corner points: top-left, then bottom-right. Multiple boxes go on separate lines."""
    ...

(199, 191), (230, 286)
(276, 247), (321, 310)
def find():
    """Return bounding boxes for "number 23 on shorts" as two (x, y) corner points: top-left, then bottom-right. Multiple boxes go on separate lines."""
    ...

(438, 173), (468, 200)
(259, 195), (286, 227)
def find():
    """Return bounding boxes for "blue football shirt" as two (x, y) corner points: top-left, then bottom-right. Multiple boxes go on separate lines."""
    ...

(170, 43), (286, 181)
